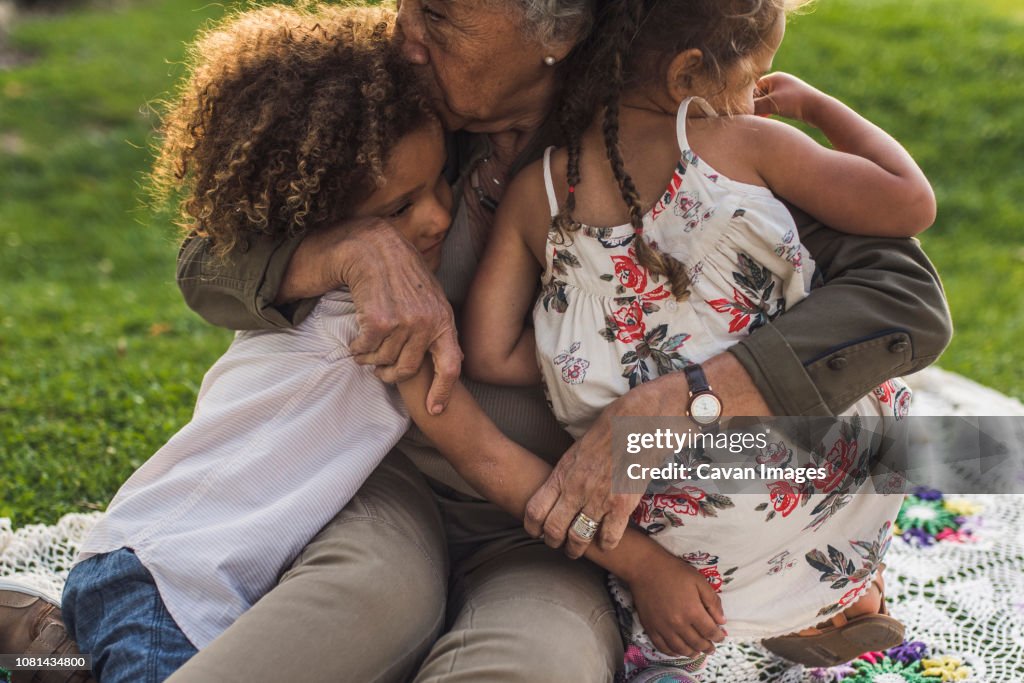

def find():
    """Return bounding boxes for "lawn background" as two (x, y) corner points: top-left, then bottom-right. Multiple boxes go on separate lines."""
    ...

(1, 0), (1022, 525)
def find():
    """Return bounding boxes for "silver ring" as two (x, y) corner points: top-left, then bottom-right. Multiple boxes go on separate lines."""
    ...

(570, 512), (601, 540)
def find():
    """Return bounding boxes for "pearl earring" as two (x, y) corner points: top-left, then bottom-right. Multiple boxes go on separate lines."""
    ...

(543, 56), (556, 66)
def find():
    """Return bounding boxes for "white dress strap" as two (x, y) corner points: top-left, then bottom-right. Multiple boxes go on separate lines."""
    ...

(542, 145), (560, 217)
(675, 96), (719, 154)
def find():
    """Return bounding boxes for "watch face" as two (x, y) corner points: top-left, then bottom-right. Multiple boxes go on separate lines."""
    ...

(690, 393), (722, 425)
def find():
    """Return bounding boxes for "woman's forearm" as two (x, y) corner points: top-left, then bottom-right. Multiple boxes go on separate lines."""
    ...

(396, 366), (662, 583)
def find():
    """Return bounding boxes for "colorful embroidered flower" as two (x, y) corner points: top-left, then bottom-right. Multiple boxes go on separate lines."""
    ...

(943, 499), (982, 517)
(912, 487), (943, 501)
(920, 655), (972, 681)
(844, 656), (930, 683)
(934, 527), (973, 544)
(897, 498), (959, 536)
(901, 527), (935, 547)
(808, 663), (857, 682)
(886, 641), (930, 665)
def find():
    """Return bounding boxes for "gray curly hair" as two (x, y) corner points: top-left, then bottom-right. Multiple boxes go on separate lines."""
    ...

(514, 0), (597, 48)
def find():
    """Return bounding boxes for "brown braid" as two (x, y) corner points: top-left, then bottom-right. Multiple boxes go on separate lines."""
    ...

(602, 0), (692, 301)
(552, 0), (811, 298)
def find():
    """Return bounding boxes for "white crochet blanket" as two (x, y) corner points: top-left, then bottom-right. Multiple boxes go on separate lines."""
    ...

(2, 368), (1022, 682)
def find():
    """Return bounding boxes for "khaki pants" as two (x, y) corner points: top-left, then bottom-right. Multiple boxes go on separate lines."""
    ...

(166, 452), (622, 683)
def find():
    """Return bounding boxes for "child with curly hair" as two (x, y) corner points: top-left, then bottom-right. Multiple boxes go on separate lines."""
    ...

(61, 5), (747, 681)
(461, 0), (932, 678)
(59, 6), (452, 680)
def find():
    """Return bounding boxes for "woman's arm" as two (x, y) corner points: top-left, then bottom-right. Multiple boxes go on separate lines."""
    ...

(524, 227), (952, 555)
(461, 162), (549, 385)
(751, 72), (936, 237)
(177, 217), (462, 415)
(396, 365), (727, 656)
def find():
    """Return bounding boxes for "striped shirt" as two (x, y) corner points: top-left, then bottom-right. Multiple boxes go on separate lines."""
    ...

(77, 289), (410, 649)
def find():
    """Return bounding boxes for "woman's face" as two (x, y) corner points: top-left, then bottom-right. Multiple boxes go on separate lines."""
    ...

(397, 0), (574, 133)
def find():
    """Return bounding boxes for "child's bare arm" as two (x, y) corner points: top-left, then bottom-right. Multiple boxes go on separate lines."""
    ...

(396, 365), (726, 657)
(752, 72), (936, 237)
(461, 162), (550, 386)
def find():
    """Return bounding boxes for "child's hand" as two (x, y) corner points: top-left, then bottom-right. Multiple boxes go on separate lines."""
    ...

(754, 72), (828, 126)
(627, 549), (727, 659)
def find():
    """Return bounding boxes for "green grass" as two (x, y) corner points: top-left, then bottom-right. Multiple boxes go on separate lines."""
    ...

(1, 0), (1022, 525)
(777, 0), (1024, 395)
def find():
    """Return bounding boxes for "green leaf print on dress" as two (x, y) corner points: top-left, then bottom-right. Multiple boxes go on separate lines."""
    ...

(807, 520), (893, 618)
(707, 252), (787, 334)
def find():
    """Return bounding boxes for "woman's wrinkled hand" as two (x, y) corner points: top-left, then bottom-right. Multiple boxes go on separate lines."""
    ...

(523, 378), (677, 559)
(341, 219), (463, 415)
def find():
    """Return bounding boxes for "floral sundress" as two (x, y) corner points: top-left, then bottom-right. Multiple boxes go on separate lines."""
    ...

(531, 98), (910, 678)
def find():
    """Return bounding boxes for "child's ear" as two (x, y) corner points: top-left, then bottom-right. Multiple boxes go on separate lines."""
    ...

(666, 48), (704, 101)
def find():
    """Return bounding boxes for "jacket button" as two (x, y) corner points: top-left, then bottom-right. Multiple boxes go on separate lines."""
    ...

(828, 356), (847, 371)
(889, 340), (909, 354)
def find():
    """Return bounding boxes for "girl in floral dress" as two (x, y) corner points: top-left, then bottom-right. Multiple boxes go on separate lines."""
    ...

(461, 0), (934, 678)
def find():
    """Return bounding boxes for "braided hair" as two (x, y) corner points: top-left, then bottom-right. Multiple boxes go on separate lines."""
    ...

(553, 0), (806, 300)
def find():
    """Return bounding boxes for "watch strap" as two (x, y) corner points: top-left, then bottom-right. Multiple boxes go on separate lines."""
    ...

(684, 364), (712, 395)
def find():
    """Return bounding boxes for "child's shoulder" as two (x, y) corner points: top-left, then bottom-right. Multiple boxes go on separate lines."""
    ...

(501, 151), (558, 222)
(694, 113), (795, 145)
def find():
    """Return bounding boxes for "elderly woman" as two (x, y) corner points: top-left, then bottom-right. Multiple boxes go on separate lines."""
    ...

(164, 0), (949, 679)
(0, 0), (949, 680)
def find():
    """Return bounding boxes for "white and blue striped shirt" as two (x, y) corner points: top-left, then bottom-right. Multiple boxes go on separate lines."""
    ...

(77, 289), (410, 649)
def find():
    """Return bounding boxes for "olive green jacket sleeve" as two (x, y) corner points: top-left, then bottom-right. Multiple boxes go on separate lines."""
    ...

(176, 232), (318, 330)
(727, 222), (952, 416)
(176, 222), (952, 416)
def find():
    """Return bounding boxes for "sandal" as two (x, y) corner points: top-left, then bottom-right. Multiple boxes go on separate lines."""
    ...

(761, 574), (905, 668)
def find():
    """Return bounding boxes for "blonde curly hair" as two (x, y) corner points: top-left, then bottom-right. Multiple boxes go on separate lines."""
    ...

(151, 4), (435, 255)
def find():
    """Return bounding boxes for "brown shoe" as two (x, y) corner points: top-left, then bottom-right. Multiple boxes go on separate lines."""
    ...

(0, 579), (94, 683)
(761, 574), (905, 668)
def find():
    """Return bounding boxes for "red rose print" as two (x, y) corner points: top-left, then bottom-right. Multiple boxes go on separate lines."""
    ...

(894, 387), (912, 418)
(873, 380), (896, 405)
(631, 495), (654, 525)
(611, 254), (648, 294)
(768, 480), (799, 517)
(611, 301), (647, 343)
(699, 566), (724, 592)
(653, 486), (706, 517)
(815, 437), (857, 494)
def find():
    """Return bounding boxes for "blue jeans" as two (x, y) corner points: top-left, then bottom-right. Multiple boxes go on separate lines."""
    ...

(62, 548), (198, 683)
